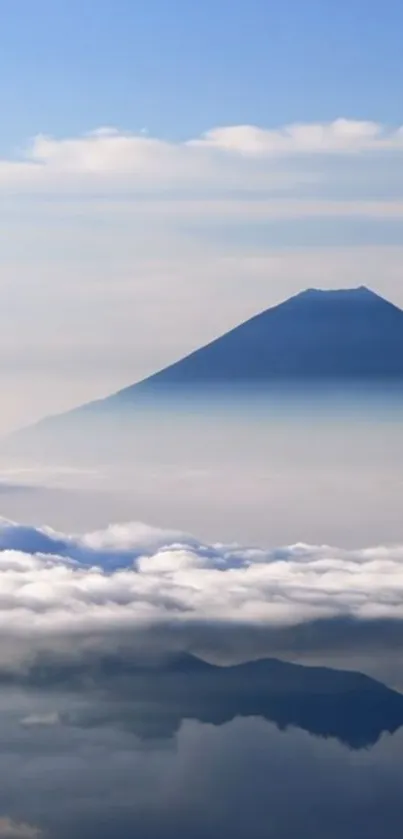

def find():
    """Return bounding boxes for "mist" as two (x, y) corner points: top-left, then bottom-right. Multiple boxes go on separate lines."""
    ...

(1, 385), (402, 547)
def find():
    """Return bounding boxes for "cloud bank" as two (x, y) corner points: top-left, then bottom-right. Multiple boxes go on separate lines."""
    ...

(1, 517), (403, 670)
(1, 119), (403, 197)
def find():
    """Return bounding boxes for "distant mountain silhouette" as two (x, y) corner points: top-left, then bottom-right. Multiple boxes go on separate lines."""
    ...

(14, 653), (403, 749)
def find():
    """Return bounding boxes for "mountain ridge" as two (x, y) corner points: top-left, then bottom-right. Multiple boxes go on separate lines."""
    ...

(11, 652), (403, 749)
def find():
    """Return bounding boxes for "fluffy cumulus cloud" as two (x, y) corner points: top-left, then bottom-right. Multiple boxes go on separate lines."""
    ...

(1, 516), (403, 671)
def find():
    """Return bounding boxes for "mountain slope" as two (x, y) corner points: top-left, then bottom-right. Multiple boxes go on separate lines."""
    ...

(8, 286), (403, 439)
(99, 285), (403, 408)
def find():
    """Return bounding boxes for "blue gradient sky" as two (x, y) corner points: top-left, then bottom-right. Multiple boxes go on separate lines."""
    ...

(1, 0), (402, 148)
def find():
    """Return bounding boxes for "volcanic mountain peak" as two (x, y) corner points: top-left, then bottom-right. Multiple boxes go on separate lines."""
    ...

(297, 285), (372, 297)
(121, 283), (403, 392)
(8, 286), (403, 439)
(279, 285), (391, 311)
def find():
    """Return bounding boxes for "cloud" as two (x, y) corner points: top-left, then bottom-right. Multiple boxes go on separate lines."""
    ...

(1, 119), (403, 196)
(0, 517), (403, 670)
(0, 127), (289, 193)
(0, 818), (41, 839)
(191, 119), (403, 155)
(20, 712), (61, 729)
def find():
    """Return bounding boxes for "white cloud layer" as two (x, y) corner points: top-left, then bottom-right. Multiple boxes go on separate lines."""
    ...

(1, 517), (403, 669)
(192, 119), (403, 154)
(1, 119), (403, 194)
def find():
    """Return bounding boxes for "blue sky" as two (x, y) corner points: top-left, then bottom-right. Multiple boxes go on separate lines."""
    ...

(1, 0), (403, 151)
(0, 0), (403, 430)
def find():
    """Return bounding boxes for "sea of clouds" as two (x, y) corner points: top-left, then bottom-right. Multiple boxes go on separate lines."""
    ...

(1, 516), (403, 672)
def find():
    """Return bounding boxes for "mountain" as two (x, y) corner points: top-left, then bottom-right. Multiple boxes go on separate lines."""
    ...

(114, 286), (403, 397)
(12, 652), (403, 749)
(66, 286), (403, 413)
(8, 286), (403, 441)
